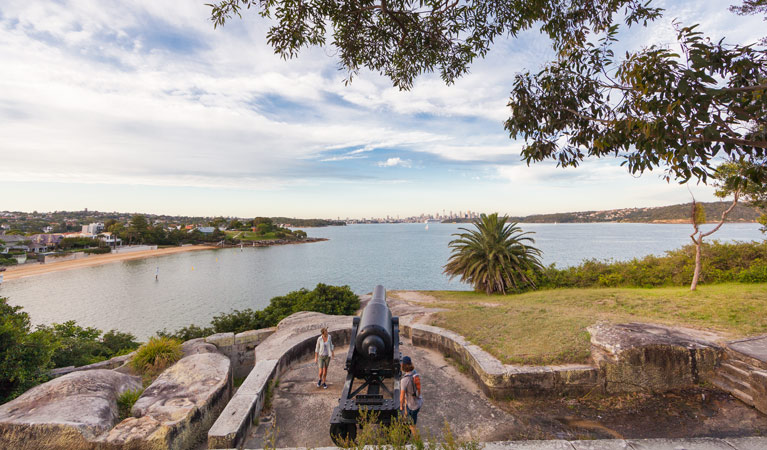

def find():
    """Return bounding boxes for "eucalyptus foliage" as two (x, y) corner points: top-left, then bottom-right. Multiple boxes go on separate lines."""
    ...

(445, 213), (543, 294)
(208, 1), (765, 184)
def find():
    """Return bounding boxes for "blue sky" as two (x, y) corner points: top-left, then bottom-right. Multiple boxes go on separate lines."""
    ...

(0, 0), (763, 219)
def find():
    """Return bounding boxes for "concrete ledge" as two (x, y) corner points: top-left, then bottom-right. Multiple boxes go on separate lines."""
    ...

(403, 323), (599, 398)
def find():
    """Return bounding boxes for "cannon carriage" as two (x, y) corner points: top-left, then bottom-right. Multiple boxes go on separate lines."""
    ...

(329, 285), (401, 444)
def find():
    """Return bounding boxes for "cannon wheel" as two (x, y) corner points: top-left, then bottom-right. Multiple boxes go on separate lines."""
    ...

(330, 422), (357, 446)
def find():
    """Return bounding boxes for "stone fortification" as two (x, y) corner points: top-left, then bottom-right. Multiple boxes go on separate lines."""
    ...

(208, 312), (352, 449)
(2, 292), (767, 450)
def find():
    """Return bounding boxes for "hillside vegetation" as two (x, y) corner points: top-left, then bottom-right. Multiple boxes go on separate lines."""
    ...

(449, 202), (761, 224)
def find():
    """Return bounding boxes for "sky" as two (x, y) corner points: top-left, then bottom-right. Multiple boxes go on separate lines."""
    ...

(0, 1), (763, 219)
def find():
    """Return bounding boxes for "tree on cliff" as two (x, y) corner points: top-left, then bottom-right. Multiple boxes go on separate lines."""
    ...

(445, 213), (543, 294)
(0, 298), (56, 403)
(208, 0), (766, 184)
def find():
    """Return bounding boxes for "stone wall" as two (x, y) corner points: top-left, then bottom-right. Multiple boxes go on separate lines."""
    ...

(711, 336), (767, 415)
(205, 328), (276, 380)
(402, 322), (599, 399)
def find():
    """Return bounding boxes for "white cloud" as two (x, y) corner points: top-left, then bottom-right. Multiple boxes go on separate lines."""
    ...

(377, 157), (412, 168)
(0, 0), (743, 216)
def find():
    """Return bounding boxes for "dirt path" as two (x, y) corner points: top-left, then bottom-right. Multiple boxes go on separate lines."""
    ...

(1, 245), (216, 281)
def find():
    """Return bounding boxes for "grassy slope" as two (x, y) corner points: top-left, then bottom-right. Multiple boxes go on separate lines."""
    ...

(225, 230), (282, 241)
(416, 284), (767, 366)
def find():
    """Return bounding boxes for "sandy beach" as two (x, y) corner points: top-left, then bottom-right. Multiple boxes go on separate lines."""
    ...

(1, 245), (216, 282)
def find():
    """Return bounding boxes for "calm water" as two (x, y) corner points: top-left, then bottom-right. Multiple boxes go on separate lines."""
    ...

(1, 223), (763, 338)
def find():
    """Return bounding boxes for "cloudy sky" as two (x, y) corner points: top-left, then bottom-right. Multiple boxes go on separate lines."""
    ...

(0, 1), (762, 219)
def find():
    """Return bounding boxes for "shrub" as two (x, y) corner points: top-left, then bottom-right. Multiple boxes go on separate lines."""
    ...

(84, 247), (111, 255)
(117, 388), (143, 420)
(102, 330), (140, 356)
(38, 321), (109, 368)
(161, 284), (360, 337)
(533, 240), (767, 290)
(130, 337), (182, 375)
(0, 257), (17, 266)
(156, 324), (214, 341)
(0, 298), (56, 403)
(739, 262), (767, 283)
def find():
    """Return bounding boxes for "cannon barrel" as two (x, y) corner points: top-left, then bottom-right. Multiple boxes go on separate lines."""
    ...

(354, 285), (393, 360)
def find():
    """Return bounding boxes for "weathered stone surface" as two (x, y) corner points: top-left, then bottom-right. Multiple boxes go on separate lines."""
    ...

(103, 352), (231, 450)
(588, 322), (722, 393)
(181, 338), (218, 357)
(627, 437), (736, 449)
(0, 369), (141, 450)
(571, 441), (631, 450)
(51, 352), (136, 378)
(750, 369), (767, 414)
(725, 436), (767, 450)
(728, 335), (767, 371)
(235, 328), (276, 347)
(231, 328), (276, 379)
(483, 441), (575, 450)
(206, 332), (235, 348)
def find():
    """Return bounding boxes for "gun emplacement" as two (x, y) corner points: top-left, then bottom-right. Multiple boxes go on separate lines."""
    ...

(329, 285), (401, 444)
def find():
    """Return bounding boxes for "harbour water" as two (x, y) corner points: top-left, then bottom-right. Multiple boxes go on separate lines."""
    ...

(0, 222), (763, 338)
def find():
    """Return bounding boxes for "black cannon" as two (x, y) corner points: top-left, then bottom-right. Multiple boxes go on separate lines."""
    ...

(329, 285), (401, 444)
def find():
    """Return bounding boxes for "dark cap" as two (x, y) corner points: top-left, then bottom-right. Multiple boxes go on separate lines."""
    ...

(402, 356), (412, 365)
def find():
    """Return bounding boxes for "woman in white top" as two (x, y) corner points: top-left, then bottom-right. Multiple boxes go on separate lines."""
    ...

(314, 327), (334, 389)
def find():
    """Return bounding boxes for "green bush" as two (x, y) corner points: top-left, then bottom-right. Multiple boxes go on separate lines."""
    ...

(161, 284), (360, 338)
(0, 257), (17, 266)
(102, 330), (140, 356)
(130, 337), (182, 375)
(738, 262), (767, 283)
(35, 322), (140, 368)
(156, 324), (214, 341)
(84, 247), (111, 255)
(117, 388), (143, 420)
(0, 298), (56, 403)
(533, 240), (767, 290)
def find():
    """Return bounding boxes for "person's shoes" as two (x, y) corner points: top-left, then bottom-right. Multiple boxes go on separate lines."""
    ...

(317, 379), (322, 387)
(322, 383), (328, 389)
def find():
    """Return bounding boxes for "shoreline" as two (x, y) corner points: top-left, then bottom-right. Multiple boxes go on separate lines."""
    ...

(1, 238), (329, 282)
(1, 245), (217, 282)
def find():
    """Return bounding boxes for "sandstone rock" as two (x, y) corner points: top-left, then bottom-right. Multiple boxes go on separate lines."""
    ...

(181, 338), (218, 357)
(103, 352), (231, 450)
(0, 369), (141, 450)
(588, 322), (723, 393)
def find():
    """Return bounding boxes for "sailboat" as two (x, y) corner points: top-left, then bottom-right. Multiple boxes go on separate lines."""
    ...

(425, 224), (429, 231)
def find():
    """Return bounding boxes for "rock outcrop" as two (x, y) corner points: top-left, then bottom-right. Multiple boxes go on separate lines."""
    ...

(0, 369), (141, 450)
(103, 352), (231, 450)
(588, 322), (723, 393)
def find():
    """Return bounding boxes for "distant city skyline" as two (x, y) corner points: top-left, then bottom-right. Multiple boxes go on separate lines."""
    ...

(0, 1), (762, 218)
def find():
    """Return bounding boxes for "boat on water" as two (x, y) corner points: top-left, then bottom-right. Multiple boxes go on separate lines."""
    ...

(424, 219), (441, 224)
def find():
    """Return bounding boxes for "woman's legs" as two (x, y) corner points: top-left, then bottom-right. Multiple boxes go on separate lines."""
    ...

(320, 366), (328, 384)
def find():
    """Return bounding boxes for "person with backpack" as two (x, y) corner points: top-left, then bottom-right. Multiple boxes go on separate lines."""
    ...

(399, 355), (423, 436)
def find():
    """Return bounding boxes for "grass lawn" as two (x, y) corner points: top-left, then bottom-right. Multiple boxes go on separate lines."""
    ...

(405, 284), (767, 366)
(225, 230), (282, 241)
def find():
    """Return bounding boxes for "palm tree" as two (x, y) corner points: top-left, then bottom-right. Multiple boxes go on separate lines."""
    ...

(444, 213), (543, 295)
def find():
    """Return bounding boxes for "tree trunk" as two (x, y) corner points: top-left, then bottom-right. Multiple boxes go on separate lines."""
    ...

(691, 235), (702, 291)
(688, 192), (739, 291)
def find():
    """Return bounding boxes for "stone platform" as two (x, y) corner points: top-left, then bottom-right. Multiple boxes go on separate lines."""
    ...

(236, 436), (767, 449)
